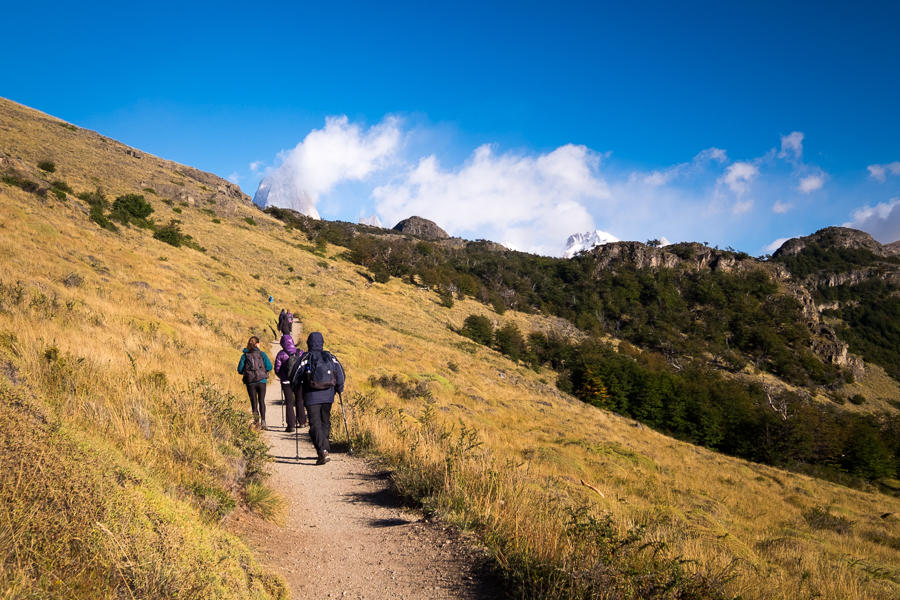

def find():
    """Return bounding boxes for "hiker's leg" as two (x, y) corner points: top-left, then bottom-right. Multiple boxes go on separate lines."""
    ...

(321, 402), (332, 453)
(257, 383), (267, 420)
(246, 384), (260, 418)
(307, 403), (324, 452)
(282, 383), (296, 429)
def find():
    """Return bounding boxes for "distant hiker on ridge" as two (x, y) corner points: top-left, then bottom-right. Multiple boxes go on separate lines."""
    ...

(292, 332), (345, 465)
(237, 336), (272, 430)
(275, 333), (306, 432)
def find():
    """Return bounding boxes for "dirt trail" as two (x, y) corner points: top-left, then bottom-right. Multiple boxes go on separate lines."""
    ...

(226, 341), (505, 600)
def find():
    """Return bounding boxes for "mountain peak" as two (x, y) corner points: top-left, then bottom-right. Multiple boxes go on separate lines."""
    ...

(562, 230), (620, 258)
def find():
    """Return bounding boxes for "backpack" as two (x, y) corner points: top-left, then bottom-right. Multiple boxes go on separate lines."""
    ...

(279, 350), (302, 382)
(290, 350), (338, 392)
(242, 350), (267, 384)
(287, 312), (294, 324)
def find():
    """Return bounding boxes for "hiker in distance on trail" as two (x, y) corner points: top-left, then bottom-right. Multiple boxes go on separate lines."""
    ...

(290, 332), (345, 465)
(237, 336), (272, 430)
(274, 333), (307, 433)
(277, 308), (294, 339)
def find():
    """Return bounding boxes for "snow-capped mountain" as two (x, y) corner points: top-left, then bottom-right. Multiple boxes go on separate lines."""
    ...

(358, 214), (382, 228)
(252, 163), (320, 219)
(562, 230), (620, 258)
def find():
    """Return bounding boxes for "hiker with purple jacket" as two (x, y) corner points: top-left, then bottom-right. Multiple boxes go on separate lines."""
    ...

(237, 336), (272, 430)
(274, 334), (306, 432)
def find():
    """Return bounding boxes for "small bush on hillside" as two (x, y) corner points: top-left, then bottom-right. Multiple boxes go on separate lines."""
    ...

(161, 198), (173, 205)
(803, 505), (854, 535)
(78, 188), (119, 234)
(153, 220), (187, 247)
(51, 189), (67, 201)
(110, 194), (155, 228)
(460, 314), (493, 346)
(849, 393), (867, 405)
(56, 122), (77, 131)
(172, 207), (182, 214)
(2, 174), (40, 193)
(244, 217), (257, 226)
(142, 187), (157, 195)
(51, 180), (74, 194)
(438, 288), (454, 309)
(212, 218), (221, 224)
(369, 374), (432, 401)
(495, 322), (527, 361)
(37, 160), (56, 173)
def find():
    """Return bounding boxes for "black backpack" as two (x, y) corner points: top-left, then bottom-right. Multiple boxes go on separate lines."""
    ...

(279, 350), (302, 382)
(290, 350), (338, 392)
(242, 350), (267, 384)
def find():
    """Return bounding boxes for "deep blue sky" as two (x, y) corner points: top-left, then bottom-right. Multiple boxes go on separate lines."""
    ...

(4, 1), (899, 254)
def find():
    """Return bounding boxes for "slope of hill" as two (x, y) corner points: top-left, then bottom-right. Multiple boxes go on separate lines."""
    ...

(2, 96), (900, 599)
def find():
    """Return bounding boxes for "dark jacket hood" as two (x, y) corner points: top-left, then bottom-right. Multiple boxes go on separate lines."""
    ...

(307, 332), (324, 352)
(280, 334), (297, 354)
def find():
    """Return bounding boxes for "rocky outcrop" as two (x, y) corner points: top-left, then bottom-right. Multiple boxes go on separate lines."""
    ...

(392, 216), (449, 239)
(588, 242), (679, 271)
(773, 227), (887, 258)
(810, 324), (865, 379)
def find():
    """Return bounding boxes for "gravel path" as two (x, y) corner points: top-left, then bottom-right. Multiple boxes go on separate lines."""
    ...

(226, 342), (506, 600)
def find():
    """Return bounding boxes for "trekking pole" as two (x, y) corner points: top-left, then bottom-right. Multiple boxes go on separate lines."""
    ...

(294, 425), (300, 460)
(281, 382), (286, 428)
(338, 392), (353, 456)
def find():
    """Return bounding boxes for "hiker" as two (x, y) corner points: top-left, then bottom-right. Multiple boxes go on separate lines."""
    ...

(294, 332), (345, 465)
(237, 336), (272, 430)
(274, 333), (307, 432)
(277, 308), (294, 338)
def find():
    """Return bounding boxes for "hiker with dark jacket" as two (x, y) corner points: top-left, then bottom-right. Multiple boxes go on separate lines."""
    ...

(237, 336), (273, 430)
(277, 309), (293, 338)
(296, 332), (345, 465)
(274, 334), (306, 432)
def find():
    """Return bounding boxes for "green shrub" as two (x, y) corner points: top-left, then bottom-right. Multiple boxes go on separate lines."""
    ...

(56, 122), (77, 131)
(37, 160), (56, 173)
(51, 180), (74, 194)
(142, 187), (157, 195)
(495, 322), (527, 361)
(849, 394), (867, 405)
(2, 174), (39, 193)
(153, 220), (186, 247)
(173, 207), (182, 214)
(52, 189), (67, 201)
(212, 218), (221, 224)
(460, 314), (494, 346)
(244, 217), (258, 226)
(110, 194), (155, 227)
(438, 288), (454, 309)
(161, 198), (173, 205)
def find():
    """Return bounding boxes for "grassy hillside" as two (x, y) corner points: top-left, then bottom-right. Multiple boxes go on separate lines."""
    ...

(2, 96), (900, 599)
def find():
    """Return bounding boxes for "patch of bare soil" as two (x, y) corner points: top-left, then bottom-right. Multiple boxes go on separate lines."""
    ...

(227, 344), (507, 599)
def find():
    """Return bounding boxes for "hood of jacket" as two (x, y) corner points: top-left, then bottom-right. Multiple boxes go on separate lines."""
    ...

(280, 334), (297, 354)
(307, 331), (324, 352)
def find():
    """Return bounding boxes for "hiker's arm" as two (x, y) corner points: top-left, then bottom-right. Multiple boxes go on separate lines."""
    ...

(335, 360), (346, 394)
(237, 354), (245, 374)
(263, 353), (273, 372)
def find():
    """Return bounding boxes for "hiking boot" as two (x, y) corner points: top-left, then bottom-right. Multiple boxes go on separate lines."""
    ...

(260, 420), (267, 431)
(316, 450), (330, 465)
(286, 427), (295, 433)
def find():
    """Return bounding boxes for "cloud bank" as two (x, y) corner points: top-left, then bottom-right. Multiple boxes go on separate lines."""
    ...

(246, 119), (900, 256)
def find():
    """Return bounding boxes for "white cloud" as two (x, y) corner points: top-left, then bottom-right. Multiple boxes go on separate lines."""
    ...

(773, 200), (793, 213)
(695, 147), (728, 164)
(249, 161), (265, 173)
(256, 115), (402, 213)
(373, 143), (607, 255)
(733, 199), (754, 214)
(778, 131), (804, 162)
(718, 161), (759, 196)
(228, 172), (242, 184)
(798, 172), (826, 193)
(868, 161), (900, 182)
(763, 237), (792, 254)
(843, 198), (900, 243)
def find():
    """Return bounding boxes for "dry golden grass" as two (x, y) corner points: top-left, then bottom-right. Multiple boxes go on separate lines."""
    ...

(2, 96), (900, 598)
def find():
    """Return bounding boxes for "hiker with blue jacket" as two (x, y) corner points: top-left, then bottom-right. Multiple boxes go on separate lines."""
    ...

(237, 336), (272, 430)
(274, 334), (306, 432)
(295, 332), (345, 465)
